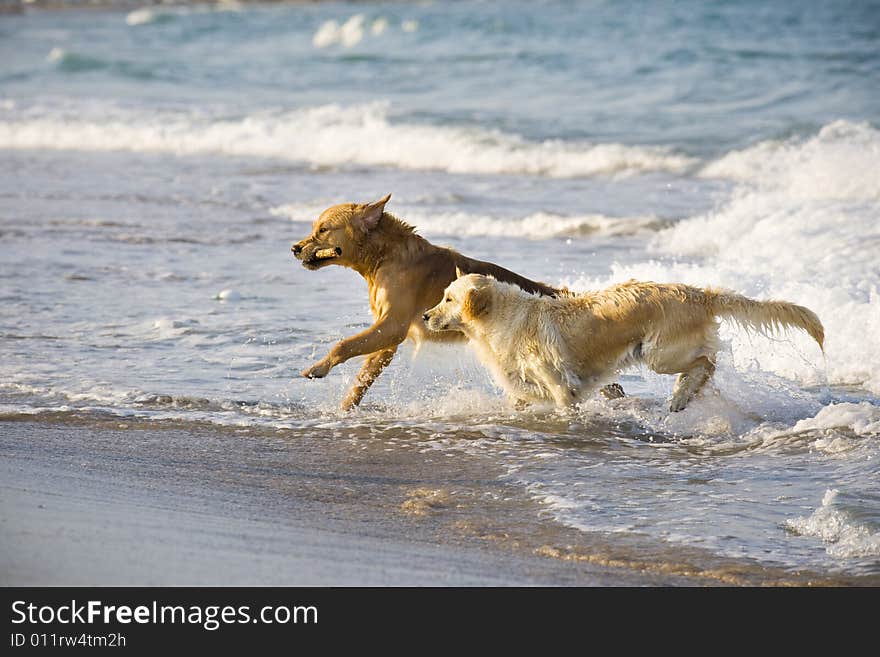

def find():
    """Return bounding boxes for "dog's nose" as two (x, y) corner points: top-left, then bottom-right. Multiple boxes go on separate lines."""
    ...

(422, 313), (429, 322)
(292, 244), (302, 255)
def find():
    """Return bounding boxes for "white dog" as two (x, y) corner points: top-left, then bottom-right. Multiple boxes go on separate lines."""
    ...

(423, 271), (824, 411)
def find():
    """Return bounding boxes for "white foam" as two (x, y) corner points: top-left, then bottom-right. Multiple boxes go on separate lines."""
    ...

(270, 204), (663, 239)
(311, 20), (340, 48)
(401, 19), (419, 33)
(215, 289), (241, 302)
(0, 102), (696, 178)
(566, 121), (880, 394)
(46, 47), (65, 62)
(566, 353), (826, 444)
(790, 402), (880, 437)
(785, 489), (880, 559)
(706, 401), (880, 456)
(340, 15), (366, 48)
(312, 14), (366, 48)
(371, 18), (389, 36)
(125, 8), (155, 26)
(151, 317), (199, 340)
(701, 120), (880, 201)
(125, 6), (210, 25)
(411, 211), (665, 239)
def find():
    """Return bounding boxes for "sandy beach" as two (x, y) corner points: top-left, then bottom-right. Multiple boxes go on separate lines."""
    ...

(1, 415), (675, 586)
(4, 413), (874, 587)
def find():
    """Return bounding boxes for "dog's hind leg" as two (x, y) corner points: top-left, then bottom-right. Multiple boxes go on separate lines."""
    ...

(534, 363), (580, 408)
(669, 356), (715, 412)
(600, 383), (625, 399)
(341, 346), (398, 411)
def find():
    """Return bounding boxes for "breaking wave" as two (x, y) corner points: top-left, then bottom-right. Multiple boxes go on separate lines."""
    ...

(0, 102), (697, 178)
(270, 204), (667, 239)
(566, 121), (880, 394)
(785, 488), (880, 559)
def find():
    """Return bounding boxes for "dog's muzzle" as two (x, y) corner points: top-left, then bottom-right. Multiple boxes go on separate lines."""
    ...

(423, 311), (449, 331)
(295, 244), (342, 268)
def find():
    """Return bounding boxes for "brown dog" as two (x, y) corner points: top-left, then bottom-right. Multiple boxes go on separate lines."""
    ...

(292, 194), (575, 410)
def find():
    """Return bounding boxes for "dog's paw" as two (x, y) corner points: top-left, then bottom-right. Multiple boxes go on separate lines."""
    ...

(668, 398), (688, 412)
(301, 360), (332, 379)
(600, 383), (626, 400)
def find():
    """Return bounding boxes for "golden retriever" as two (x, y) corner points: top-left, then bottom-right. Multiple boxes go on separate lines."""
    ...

(291, 194), (571, 410)
(423, 272), (824, 411)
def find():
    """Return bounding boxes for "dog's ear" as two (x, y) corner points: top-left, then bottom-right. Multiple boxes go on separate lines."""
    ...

(455, 266), (465, 279)
(462, 285), (491, 321)
(354, 193), (391, 232)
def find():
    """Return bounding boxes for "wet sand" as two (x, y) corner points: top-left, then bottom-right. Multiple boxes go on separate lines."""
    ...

(0, 415), (666, 586)
(1, 414), (870, 586)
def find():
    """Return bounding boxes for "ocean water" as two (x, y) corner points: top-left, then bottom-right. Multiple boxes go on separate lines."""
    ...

(1, 0), (879, 580)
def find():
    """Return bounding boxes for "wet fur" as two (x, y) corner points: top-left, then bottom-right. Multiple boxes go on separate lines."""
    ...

(425, 275), (824, 411)
(291, 195), (561, 410)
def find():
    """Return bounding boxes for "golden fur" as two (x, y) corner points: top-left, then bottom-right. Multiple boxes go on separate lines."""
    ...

(291, 194), (562, 410)
(424, 273), (824, 411)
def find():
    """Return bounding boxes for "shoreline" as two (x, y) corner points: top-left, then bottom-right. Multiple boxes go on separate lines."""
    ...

(0, 415), (656, 586)
(2, 412), (872, 586)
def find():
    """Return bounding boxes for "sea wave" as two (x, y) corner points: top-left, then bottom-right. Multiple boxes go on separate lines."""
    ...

(125, 9), (171, 26)
(313, 14), (366, 48)
(270, 204), (667, 239)
(0, 102), (697, 178)
(311, 13), (415, 47)
(785, 489), (880, 559)
(669, 399), (880, 455)
(700, 120), (880, 200)
(45, 48), (160, 80)
(566, 121), (880, 394)
(46, 48), (107, 73)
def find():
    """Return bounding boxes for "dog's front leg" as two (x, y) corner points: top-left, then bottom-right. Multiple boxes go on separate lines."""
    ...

(301, 315), (409, 380)
(340, 346), (398, 411)
(513, 398), (532, 411)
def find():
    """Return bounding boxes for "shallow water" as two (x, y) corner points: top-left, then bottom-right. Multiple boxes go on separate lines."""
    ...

(1, 1), (879, 580)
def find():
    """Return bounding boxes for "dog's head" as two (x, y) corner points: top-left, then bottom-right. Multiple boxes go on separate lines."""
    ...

(291, 194), (391, 271)
(423, 270), (494, 332)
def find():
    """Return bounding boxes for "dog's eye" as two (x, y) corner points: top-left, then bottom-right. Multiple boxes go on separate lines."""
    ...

(318, 226), (329, 234)
(445, 297), (452, 303)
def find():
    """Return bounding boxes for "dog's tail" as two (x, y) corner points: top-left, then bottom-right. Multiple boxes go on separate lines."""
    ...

(705, 288), (824, 351)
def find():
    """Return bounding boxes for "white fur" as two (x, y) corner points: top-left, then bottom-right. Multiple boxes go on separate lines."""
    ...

(424, 274), (824, 411)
